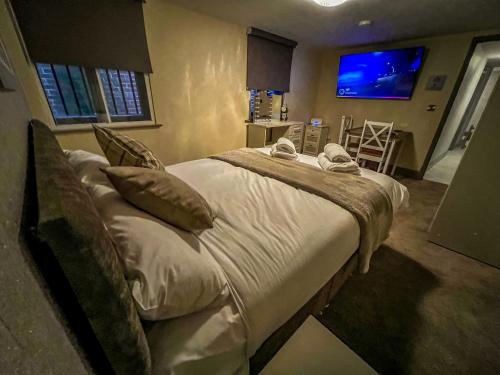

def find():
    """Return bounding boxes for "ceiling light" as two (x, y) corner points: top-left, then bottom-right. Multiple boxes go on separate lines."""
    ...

(358, 20), (372, 27)
(312, 0), (348, 7)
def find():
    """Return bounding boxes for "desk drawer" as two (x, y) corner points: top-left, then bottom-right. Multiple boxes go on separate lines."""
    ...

(305, 132), (320, 143)
(306, 127), (322, 136)
(287, 125), (304, 136)
(291, 138), (303, 151)
(303, 141), (319, 156)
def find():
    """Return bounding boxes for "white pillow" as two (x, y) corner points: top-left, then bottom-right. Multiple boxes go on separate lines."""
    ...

(66, 150), (230, 320)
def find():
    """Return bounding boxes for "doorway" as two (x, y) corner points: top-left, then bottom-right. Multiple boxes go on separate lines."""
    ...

(424, 40), (500, 185)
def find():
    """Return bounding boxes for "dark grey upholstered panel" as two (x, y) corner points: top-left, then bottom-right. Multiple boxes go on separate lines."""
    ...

(31, 120), (151, 375)
(247, 28), (297, 92)
(10, 0), (152, 72)
(0, 57), (89, 372)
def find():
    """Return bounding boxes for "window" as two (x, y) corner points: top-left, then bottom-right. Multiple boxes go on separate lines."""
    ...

(36, 63), (152, 126)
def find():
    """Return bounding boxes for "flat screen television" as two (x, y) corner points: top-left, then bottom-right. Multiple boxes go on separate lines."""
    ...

(337, 47), (425, 100)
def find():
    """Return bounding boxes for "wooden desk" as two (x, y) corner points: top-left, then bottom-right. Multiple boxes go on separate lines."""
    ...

(344, 127), (410, 176)
(246, 120), (305, 151)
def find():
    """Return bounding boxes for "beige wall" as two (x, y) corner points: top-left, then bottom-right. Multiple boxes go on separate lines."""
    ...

(3, 0), (496, 171)
(1, 0), (321, 165)
(313, 32), (493, 172)
(287, 46), (322, 123)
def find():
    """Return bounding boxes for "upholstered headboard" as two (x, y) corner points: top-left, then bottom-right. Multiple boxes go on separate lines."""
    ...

(30, 120), (151, 375)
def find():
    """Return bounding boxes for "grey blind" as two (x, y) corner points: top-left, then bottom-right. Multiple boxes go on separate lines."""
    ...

(11, 0), (152, 73)
(247, 28), (297, 92)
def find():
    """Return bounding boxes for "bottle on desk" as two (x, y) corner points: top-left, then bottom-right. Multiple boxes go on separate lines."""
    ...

(280, 104), (288, 122)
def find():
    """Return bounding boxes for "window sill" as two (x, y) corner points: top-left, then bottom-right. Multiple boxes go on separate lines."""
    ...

(51, 121), (164, 133)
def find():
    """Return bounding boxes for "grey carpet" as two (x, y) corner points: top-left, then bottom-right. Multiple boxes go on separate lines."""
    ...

(318, 178), (500, 375)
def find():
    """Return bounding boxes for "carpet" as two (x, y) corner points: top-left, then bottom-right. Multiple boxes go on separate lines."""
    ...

(318, 178), (500, 375)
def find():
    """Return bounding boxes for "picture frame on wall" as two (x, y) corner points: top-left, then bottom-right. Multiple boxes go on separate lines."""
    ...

(0, 35), (16, 92)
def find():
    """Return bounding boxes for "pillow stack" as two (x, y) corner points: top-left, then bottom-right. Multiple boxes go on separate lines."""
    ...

(270, 137), (298, 160)
(318, 143), (361, 175)
(66, 127), (225, 322)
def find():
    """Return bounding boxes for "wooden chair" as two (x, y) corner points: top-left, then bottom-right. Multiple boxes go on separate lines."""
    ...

(338, 115), (353, 144)
(356, 120), (394, 173)
(340, 115), (360, 159)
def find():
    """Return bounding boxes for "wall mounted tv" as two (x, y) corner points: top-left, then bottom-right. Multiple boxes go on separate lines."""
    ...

(337, 47), (425, 100)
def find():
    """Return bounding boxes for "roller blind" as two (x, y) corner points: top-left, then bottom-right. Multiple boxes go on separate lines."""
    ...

(247, 28), (297, 92)
(10, 0), (152, 73)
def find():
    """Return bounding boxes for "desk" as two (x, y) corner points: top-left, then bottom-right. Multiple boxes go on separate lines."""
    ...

(344, 127), (410, 176)
(246, 120), (305, 151)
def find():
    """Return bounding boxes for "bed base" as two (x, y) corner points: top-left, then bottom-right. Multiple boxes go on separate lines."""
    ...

(249, 253), (358, 374)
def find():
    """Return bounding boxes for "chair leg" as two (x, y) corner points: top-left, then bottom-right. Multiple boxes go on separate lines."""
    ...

(383, 140), (397, 175)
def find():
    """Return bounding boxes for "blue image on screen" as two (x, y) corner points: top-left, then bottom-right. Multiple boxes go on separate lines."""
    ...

(337, 47), (425, 100)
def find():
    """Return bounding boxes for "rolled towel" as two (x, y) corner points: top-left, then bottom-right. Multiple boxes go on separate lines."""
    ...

(276, 137), (296, 154)
(324, 143), (351, 163)
(318, 153), (361, 175)
(271, 144), (298, 160)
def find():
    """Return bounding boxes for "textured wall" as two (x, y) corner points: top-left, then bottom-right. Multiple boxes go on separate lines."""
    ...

(0, 12), (89, 374)
(313, 32), (493, 173)
(3, 0), (321, 166)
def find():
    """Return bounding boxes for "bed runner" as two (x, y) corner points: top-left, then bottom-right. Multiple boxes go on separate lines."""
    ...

(210, 148), (393, 273)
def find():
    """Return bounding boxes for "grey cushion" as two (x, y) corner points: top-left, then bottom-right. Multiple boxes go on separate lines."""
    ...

(102, 166), (215, 232)
(31, 120), (151, 375)
(93, 125), (165, 170)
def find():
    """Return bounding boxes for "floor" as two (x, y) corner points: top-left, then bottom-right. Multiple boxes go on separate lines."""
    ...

(424, 148), (465, 185)
(318, 178), (500, 375)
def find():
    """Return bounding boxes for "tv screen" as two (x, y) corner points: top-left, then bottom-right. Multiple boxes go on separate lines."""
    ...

(337, 47), (425, 100)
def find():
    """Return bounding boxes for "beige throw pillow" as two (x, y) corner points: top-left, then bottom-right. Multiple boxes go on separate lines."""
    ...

(102, 166), (215, 231)
(93, 125), (165, 170)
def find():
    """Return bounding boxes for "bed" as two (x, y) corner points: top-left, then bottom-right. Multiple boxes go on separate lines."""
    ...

(31, 122), (409, 375)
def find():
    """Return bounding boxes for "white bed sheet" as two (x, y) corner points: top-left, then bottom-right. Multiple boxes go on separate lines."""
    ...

(256, 147), (410, 212)
(67, 149), (408, 375)
(167, 159), (360, 355)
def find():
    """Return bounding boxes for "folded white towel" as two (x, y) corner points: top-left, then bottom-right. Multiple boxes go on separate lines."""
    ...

(324, 143), (351, 163)
(271, 144), (298, 160)
(318, 153), (361, 175)
(275, 137), (296, 154)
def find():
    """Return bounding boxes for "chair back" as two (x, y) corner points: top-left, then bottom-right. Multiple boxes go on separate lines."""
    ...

(356, 120), (394, 164)
(338, 115), (354, 144)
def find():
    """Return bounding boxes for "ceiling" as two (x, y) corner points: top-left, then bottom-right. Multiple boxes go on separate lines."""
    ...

(166, 0), (500, 48)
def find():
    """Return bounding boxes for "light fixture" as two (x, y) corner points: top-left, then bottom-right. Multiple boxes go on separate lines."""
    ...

(311, 0), (348, 7)
(358, 20), (372, 27)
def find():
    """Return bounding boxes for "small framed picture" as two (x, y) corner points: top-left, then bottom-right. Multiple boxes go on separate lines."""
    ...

(0, 35), (16, 91)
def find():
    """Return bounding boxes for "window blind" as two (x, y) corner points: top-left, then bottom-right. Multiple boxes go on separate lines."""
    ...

(10, 0), (152, 73)
(247, 28), (297, 92)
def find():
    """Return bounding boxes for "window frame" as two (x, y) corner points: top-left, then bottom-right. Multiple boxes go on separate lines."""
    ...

(35, 63), (157, 132)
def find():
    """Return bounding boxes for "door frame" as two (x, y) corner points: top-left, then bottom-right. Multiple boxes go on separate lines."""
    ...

(419, 33), (500, 179)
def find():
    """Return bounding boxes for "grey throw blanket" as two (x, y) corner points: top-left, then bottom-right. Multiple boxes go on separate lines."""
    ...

(210, 148), (393, 273)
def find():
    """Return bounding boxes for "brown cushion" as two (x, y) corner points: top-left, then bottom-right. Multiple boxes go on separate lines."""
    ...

(102, 166), (215, 232)
(93, 125), (164, 170)
(31, 120), (151, 375)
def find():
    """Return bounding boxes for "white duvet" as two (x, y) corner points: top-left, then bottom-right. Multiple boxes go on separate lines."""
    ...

(257, 147), (409, 211)
(67, 149), (409, 375)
